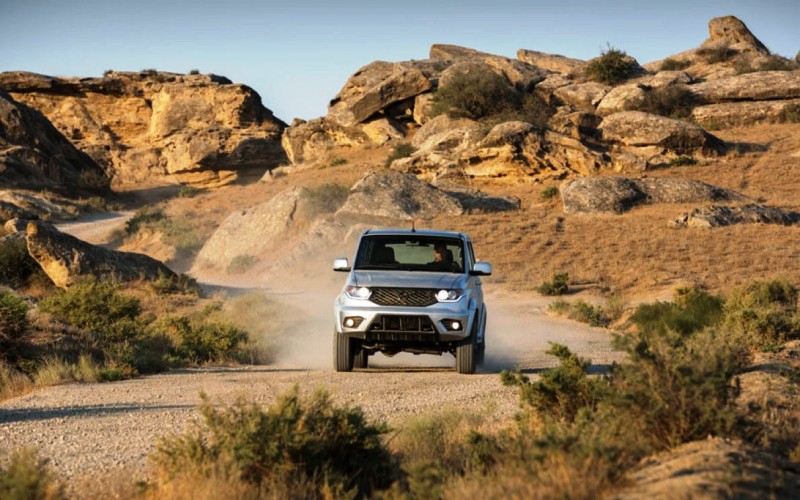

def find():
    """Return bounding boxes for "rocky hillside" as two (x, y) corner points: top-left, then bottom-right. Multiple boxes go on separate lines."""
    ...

(0, 70), (287, 188)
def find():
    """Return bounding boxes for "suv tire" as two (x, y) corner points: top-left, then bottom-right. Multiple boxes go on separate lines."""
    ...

(355, 347), (369, 369)
(456, 320), (477, 374)
(334, 330), (354, 372)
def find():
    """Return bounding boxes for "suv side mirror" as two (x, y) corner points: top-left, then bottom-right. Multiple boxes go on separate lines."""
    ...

(333, 257), (351, 272)
(470, 262), (492, 276)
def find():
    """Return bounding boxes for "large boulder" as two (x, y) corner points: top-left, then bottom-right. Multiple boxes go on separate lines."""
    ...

(599, 111), (725, 156)
(281, 117), (370, 165)
(552, 82), (610, 111)
(561, 176), (741, 214)
(335, 171), (464, 222)
(26, 221), (175, 288)
(0, 71), (286, 188)
(689, 71), (800, 103)
(0, 89), (108, 191)
(692, 99), (800, 129)
(327, 61), (436, 127)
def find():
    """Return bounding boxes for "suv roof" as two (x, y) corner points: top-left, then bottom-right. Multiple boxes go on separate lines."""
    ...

(362, 228), (467, 239)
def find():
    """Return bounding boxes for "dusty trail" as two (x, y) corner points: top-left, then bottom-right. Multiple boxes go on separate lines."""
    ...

(0, 285), (622, 484)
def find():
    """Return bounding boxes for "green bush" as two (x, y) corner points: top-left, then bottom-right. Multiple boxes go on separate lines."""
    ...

(147, 315), (248, 364)
(152, 387), (393, 497)
(0, 449), (63, 500)
(149, 272), (201, 296)
(585, 47), (639, 85)
(0, 238), (42, 289)
(0, 291), (29, 346)
(38, 278), (143, 345)
(329, 157), (348, 167)
(635, 84), (702, 119)
(77, 170), (110, 192)
(659, 58), (691, 71)
(630, 286), (723, 337)
(385, 142), (417, 167)
(670, 155), (697, 166)
(125, 206), (166, 235)
(540, 186), (559, 201)
(179, 185), (200, 198)
(548, 299), (609, 327)
(537, 273), (569, 296)
(722, 279), (799, 351)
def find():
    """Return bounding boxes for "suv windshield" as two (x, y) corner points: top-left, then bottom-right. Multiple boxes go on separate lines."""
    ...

(354, 235), (464, 273)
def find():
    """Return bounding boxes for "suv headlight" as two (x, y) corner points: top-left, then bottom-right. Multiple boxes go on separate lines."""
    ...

(436, 289), (464, 302)
(344, 286), (372, 300)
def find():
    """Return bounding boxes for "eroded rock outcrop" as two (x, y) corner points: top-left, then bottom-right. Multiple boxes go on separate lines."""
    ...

(0, 71), (287, 188)
(599, 111), (725, 157)
(561, 176), (741, 214)
(26, 221), (175, 288)
(0, 89), (107, 191)
(670, 205), (800, 228)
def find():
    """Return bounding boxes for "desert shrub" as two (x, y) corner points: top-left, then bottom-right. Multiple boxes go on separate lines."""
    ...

(227, 255), (258, 275)
(385, 142), (416, 167)
(537, 272), (569, 296)
(781, 103), (800, 123)
(670, 155), (697, 166)
(329, 157), (347, 167)
(0, 238), (42, 289)
(301, 183), (350, 217)
(149, 272), (201, 296)
(0, 361), (34, 400)
(152, 387), (393, 497)
(189, 69), (200, 75)
(38, 278), (143, 347)
(146, 315), (248, 364)
(585, 46), (639, 85)
(696, 44), (738, 64)
(77, 170), (110, 192)
(0, 449), (64, 500)
(125, 206), (166, 235)
(721, 279), (800, 351)
(179, 185), (200, 198)
(548, 299), (609, 327)
(630, 286), (723, 337)
(503, 344), (606, 423)
(751, 55), (797, 73)
(0, 291), (29, 347)
(540, 186), (559, 200)
(659, 58), (691, 71)
(635, 84), (701, 119)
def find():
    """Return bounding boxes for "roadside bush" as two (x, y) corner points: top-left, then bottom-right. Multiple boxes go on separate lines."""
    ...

(385, 142), (416, 167)
(149, 272), (201, 296)
(721, 279), (800, 351)
(585, 46), (639, 85)
(537, 272), (569, 296)
(548, 299), (610, 327)
(77, 170), (110, 192)
(630, 286), (723, 337)
(539, 186), (559, 201)
(151, 387), (393, 498)
(635, 84), (701, 119)
(0, 291), (29, 349)
(125, 206), (166, 235)
(659, 58), (691, 71)
(0, 449), (64, 500)
(146, 315), (248, 364)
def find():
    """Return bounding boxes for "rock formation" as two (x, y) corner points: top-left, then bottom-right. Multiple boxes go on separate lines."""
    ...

(26, 221), (175, 288)
(0, 71), (287, 188)
(670, 205), (800, 228)
(560, 176), (741, 214)
(0, 89), (108, 191)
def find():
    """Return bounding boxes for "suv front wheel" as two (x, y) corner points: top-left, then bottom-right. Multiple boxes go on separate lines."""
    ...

(455, 319), (478, 374)
(334, 330), (354, 372)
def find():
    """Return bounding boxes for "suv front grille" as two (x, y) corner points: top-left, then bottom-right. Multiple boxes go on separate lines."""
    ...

(368, 315), (435, 334)
(370, 287), (438, 307)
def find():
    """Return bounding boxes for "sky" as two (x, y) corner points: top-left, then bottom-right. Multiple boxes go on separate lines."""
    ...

(1, 0), (798, 122)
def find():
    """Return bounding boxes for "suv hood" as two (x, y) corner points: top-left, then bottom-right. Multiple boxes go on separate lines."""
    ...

(350, 270), (465, 290)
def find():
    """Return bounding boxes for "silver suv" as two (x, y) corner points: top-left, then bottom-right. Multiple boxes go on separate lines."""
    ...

(333, 228), (491, 374)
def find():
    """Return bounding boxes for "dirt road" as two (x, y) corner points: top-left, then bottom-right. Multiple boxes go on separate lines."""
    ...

(0, 287), (622, 484)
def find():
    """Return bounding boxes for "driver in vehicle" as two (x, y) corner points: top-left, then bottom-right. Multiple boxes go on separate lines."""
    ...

(428, 244), (455, 271)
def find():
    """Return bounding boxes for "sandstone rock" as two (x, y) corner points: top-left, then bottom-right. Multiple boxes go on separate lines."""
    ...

(517, 49), (586, 74)
(410, 115), (482, 150)
(596, 84), (648, 116)
(547, 110), (602, 140)
(429, 44), (495, 60)
(192, 187), (308, 272)
(430, 45), (548, 91)
(413, 93), (435, 125)
(436, 183), (521, 213)
(1, 71), (286, 188)
(534, 74), (573, 105)
(26, 221), (175, 288)
(0, 202), (38, 223)
(561, 176), (740, 214)
(0, 190), (84, 221)
(3, 218), (29, 233)
(281, 117), (369, 165)
(692, 99), (800, 129)
(689, 71), (800, 103)
(553, 82), (610, 111)
(705, 16), (770, 55)
(599, 111), (725, 155)
(640, 71), (693, 87)
(335, 171), (464, 223)
(670, 204), (800, 228)
(460, 121), (547, 179)
(0, 89), (108, 191)
(360, 117), (404, 145)
(327, 61), (434, 127)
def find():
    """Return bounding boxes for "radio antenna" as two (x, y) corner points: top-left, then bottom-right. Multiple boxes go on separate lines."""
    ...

(411, 219), (416, 232)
